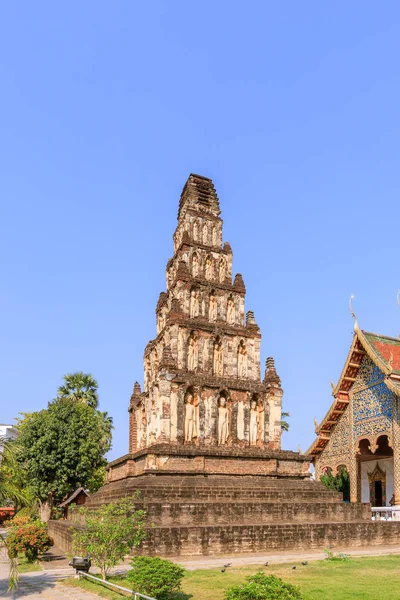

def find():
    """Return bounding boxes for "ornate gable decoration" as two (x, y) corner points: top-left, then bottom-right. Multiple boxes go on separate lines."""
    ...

(308, 306), (400, 458)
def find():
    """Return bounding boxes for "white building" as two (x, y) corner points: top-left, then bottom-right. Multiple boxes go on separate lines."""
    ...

(0, 424), (19, 443)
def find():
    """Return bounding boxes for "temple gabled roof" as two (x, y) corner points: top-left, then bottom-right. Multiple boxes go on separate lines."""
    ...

(307, 324), (400, 459)
(178, 174), (220, 219)
(362, 331), (400, 375)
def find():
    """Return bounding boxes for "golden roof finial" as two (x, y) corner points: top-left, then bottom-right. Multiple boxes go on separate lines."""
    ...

(298, 444), (302, 454)
(314, 417), (319, 432)
(330, 379), (335, 391)
(349, 293), (359, 332)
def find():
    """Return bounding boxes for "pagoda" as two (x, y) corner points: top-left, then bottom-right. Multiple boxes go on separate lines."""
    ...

(109, 173), (307, 479)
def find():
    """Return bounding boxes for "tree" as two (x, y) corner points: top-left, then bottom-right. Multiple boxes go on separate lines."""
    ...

(71, 498), (147, 580)
(57, 372), (99, 409)
(320, 467), (350, 502)
(17, 397), (112, 522)
(0, 437), (32, 509)
(281, 411), (290, 432)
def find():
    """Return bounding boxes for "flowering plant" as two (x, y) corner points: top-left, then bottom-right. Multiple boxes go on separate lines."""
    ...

(6, 522), (53, 562)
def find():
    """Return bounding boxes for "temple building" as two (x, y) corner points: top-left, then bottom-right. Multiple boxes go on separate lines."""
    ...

(308, 303), (400, 508)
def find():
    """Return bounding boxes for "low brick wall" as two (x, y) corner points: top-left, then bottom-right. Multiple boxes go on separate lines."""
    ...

(49, 518), (400, 558)
(48, 520), (82, 555)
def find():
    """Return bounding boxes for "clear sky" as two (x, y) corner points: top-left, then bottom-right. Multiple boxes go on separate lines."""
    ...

(1, 2), (400, 460)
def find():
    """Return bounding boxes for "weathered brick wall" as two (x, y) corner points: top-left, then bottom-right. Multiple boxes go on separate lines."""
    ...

(48, 520), (81, 555)
(49, 518), (400, 558)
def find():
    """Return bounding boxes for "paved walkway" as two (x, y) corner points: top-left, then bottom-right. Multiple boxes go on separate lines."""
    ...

(0, 546), (100, 599)
(3, 537), (400, 597)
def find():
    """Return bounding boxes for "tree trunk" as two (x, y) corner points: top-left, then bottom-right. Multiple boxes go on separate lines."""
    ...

(39, 494), (53, 523)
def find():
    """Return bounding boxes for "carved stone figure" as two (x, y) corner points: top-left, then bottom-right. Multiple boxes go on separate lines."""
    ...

(135, 404), (144, 449)
(212, 226), (217, 246)
(250, 400), (259, 445)
(227, 296), (235, 325)
(144, 358), (151, 390)
(219, 259), (226, 282)
(184, 393), (197, 442)
(238, 342), (247, 377)
(202, 223), (208, 244)
(189, 289), (199, 318)
(193, 221), (198, 241)
(213, 339), (223, 376)
(192, 254), (199, 277)
(205, 256), (212, 280)
(237, 399), (245, 441)
(218, 396), (229, 444)
(209, 293), (217, 322)
(149, 399), (158, 444)
(202, 338), (209, 370)
(188, 334), (198, 371)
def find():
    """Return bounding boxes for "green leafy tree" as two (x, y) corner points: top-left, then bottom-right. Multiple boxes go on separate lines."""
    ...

(127, 556), (185, 600)
(17, 396), (112, 522)
(71, 498), (147, 580)
(281, 411), (290, 432)
(57, 371), (99, 409)
(225, 572), (304, 600)
(320, 467), (350, 502)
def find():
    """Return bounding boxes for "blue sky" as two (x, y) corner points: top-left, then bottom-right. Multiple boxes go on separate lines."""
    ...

(1, 2), (400, 460)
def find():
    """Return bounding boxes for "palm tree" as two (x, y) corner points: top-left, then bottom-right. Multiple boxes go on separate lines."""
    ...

(281, 412), (290, 432)
(57, 372), (99, 409)
(0, 438), (30, 507)
(0, 438), (33, 591)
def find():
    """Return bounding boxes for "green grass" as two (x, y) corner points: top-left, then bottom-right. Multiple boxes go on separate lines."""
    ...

(18, 555), (41, 573)
(65, 555), (400, 600)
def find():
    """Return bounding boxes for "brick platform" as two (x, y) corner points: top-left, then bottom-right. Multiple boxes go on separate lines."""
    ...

(48, 472), (400, 557)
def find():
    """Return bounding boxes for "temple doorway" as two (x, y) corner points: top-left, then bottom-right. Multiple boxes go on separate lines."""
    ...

(368, 463), (387, 507)
(374, 481), (383, 507)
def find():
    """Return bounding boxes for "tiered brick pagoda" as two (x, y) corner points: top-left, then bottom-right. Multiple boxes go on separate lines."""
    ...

(49, 175), (400, 557)
(106, 173), (305, 480)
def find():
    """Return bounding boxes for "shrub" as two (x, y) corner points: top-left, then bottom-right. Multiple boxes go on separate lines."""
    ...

(225, 572), (304, 600)
(6, 522), (53, 562)
(71, 498), (147, 580)
(127, 556), (185, 600)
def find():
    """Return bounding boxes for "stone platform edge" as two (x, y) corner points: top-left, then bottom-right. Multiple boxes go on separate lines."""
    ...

(106, 444), (311, 482)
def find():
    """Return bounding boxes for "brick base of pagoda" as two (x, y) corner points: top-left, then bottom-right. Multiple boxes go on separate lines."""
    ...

(48, 449), (400, 557)
(104, 444), (311, 481)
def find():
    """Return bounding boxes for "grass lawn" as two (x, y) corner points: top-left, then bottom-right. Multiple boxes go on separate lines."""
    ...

(18, 555), (41, 573)
(65, 555), (400, 600)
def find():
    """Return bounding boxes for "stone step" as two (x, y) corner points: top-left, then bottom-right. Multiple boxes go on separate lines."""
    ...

(49, 519), (400, 558)
(88, 489), (343, 506)
(128, 501), (370, 526)
(89, 477), (343, 506)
